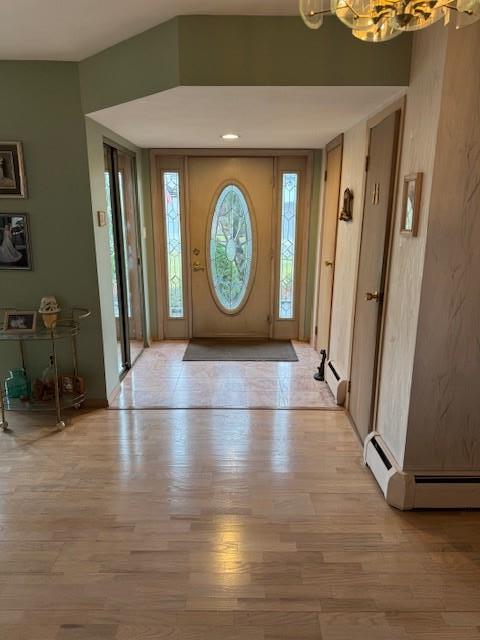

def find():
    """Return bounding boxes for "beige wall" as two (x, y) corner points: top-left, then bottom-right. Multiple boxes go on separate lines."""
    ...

(324, 24), (450, 468)
(328, 122), (367, 379)
(375, 24), (448, 465)
(404, 21), (480, 472)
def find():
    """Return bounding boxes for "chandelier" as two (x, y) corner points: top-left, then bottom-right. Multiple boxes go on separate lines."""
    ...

(299, 0), (480, 41)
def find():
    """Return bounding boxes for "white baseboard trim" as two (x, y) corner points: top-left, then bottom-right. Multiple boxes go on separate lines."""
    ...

(364, 432), (480, 510)
(325, 360), (347, 406)
(364, 432), (415, 509)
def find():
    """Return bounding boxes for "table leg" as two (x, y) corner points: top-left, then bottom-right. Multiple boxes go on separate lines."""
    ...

(51, 330), (65, 430)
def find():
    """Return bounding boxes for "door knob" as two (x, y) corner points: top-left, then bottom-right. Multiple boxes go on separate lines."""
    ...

(365, 291), (381, 302)
(192, 261), (205, 272)
(325, 260), (334, 267)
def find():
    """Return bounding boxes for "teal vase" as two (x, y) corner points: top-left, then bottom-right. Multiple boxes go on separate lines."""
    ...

(5, 368), (30, 400)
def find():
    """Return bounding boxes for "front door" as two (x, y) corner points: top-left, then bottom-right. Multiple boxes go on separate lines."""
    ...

(349, 110), (400, 441)
(188, 157), (274, 337)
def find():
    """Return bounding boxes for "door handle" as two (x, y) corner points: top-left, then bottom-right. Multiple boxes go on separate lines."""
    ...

(192, 261), (205, 272)
(365, 291), (382, 302)
(325, 260), (334, 267)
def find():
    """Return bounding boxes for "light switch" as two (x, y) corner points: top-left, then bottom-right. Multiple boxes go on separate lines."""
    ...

(97, 210), (106, 227)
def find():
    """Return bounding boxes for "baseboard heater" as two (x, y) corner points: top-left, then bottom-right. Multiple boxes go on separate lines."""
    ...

(364, 432), (480, 510)
(325, 360), (348, 406)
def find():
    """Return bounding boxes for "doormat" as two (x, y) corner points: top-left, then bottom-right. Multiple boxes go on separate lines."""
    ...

(183, 338), (298, 362)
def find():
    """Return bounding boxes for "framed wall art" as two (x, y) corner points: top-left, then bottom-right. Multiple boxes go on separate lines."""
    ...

(401, 172), (423, 236)
(0, 142), (27, 198)
(0, 213), (33, 270)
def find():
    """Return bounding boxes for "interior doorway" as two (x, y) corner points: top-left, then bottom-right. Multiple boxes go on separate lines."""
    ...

(314, 135), (343, 353)
(153, 152), (310, 341)
(104, 142), (146, 376)
(349, 109), (401, 441)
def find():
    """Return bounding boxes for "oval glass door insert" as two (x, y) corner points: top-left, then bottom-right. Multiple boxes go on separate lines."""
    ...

(209, 184), (253, 312)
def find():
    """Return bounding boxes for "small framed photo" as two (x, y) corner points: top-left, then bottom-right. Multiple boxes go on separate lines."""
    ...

(0, 213), (32, 270)
(401, 172), (423, 236)
(3, 311), (37, 334)
(0, 142), (27, 198)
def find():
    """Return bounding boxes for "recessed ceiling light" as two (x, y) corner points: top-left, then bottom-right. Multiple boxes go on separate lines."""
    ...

(221, 133), (240, 140)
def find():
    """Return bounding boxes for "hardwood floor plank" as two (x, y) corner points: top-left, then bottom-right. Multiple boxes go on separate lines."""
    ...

(1, 408), (480, 639)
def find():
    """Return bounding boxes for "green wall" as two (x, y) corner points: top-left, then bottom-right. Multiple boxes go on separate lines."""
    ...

(80, 19), (180, 115)
(178, 16), (411, 87)
(84, 119), (154, 398)
(79, 16), (412, 113)
(0, 62), (106, 400)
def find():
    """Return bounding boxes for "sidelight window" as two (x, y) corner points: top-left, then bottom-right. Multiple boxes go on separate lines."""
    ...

(278, 173), (299, 319)
(163, 171), (184, 318)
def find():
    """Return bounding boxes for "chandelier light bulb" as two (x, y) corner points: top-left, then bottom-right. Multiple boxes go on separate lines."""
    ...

(299, 0), (327, 29)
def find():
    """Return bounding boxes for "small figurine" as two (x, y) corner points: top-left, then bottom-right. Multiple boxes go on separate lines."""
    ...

(39, 296), (61, 329)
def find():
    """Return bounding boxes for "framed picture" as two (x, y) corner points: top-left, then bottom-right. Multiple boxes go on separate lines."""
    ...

(0, 142), (27, 198)
(0, 214), (32, 270)
(3, 311), (37, 333)
(401, 172), (423, 236)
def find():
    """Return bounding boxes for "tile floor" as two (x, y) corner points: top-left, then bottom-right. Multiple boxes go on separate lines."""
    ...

(110, 340), (337, 410)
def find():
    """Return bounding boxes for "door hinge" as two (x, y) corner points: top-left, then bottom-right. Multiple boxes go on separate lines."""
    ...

(267, 314), (273, 325)
(314, 325), (318, 336)
(365, 155), (370, 173)
(324, 170), (328, 182)
(348, 380), (352, 393)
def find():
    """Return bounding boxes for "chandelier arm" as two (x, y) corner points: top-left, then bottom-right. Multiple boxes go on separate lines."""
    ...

(303, 8), (334, 16)
(445, 2), (474, 14)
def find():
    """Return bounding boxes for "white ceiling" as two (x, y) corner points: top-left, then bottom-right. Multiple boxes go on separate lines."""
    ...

(1, 0), (299, 61)
(88, 86), (406, 149)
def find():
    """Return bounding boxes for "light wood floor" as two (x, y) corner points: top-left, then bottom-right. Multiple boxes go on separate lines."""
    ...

(1, 409), (480, 639)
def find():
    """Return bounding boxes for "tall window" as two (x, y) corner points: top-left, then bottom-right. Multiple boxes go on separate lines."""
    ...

(163, 171), (184, 318)
(278, 173), (299, 319)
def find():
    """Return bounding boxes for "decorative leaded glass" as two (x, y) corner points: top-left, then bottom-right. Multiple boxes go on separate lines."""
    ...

(279, 173), (299, 319)
(163, 172), (184, 318)
(209, 184), (253, 312)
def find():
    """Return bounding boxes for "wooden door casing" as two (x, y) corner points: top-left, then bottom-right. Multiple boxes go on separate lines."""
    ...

(349, 110), (401, 441)
(315, 136), (343, 353)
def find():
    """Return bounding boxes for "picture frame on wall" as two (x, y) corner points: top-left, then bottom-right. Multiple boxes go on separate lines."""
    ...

(0, 213), (33, 270)
(0, 142), (27, 198)
(401, 172), (423, 236)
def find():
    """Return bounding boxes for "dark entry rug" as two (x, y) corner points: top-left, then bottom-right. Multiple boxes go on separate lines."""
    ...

(183, 338), (298, 362)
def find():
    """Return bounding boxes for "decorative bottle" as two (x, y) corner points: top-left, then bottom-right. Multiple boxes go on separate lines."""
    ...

(42, 356), (56, 384)
(5, 368), (29, 400)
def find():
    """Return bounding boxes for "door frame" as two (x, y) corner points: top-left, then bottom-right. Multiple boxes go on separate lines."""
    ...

(104, 139), (148, 376)
(312, 134), (344, 353)
(347, 97), (406, 435)
(150, 149), (314, 341)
